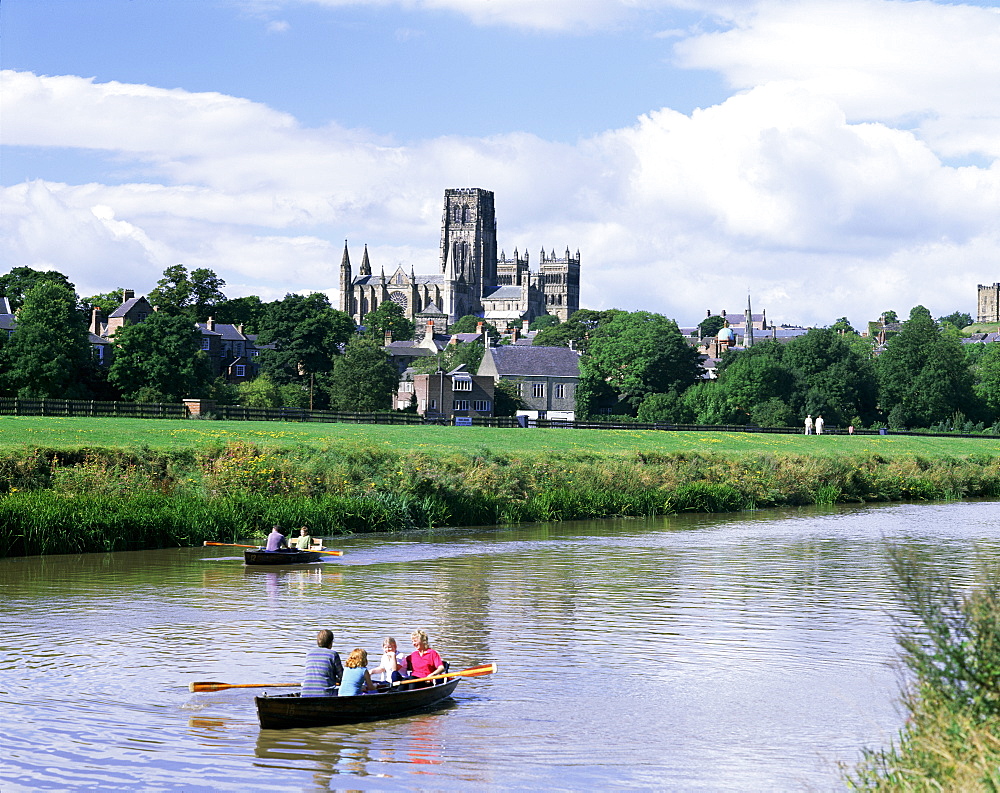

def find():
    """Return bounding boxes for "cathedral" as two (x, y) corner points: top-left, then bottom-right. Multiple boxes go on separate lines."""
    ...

(338, 188), (580, 328)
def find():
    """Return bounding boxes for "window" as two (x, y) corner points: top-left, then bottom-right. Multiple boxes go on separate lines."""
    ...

(234, 365), (246, 377)
(250, 349), (259, 357)
(554, 384), (565, 399)
(532, 382), (545, 399)
(399, 381), (414, 393)
(453, 399), (470, 411)
(473, 400), (491, 412)
(429, 398), (437, 411)
(452, 378), (472, 391)
(137, 313), (148, 322)
(201, 338), (211, 351)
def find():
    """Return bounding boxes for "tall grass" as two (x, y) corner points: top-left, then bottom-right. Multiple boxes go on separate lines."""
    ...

(846, 547), (1000, 790)
(2, 443), (1000, 557)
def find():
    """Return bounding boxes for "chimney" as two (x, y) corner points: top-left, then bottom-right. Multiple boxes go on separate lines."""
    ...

(384, 330), (393, 345)
(707, 309), (711, 317)
(511, 327), (519, 342)
(450, 335), (458, 346)
(207, 317), (215, 331)
(89, 306), (103, 335)
(237, 324), (244, 335)
(721, 310), (727, 318)
(123, 289), (134, 302)
(476, 321), (483, 335)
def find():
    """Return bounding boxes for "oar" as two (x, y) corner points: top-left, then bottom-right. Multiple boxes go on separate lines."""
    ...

(392, 663), (497, 687)
(203, 541), (343, 557)
(189, 681), (300, 693)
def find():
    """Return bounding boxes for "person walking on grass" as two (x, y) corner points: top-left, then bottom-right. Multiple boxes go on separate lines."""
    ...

(815, 415), (825, 435)
(804, 415), (814, 435)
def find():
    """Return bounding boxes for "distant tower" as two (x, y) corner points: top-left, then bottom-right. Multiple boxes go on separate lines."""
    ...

(338, 240), (351, 314)
(745, 293), (755, 347)
(978, 284), (1000, 323)
(440, 188), (497, 321)
(537, 246), (581, 322)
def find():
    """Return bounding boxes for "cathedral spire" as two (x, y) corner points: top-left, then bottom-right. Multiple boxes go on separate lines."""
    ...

(360, 245), (371, 276)
(745, 292), (755, 348)
(338, 240), (352, 314)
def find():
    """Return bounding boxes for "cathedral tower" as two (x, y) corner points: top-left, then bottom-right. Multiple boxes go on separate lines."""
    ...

(440, 188), (497, 318)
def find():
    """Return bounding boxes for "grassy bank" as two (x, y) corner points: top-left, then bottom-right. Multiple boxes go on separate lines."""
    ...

(847, 548), (1000, 790)
(2, 416), (1000, 556)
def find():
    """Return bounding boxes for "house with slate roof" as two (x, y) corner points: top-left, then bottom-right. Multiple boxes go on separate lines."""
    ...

(477, 345), (582, 418)
(398, 365), (495, 418)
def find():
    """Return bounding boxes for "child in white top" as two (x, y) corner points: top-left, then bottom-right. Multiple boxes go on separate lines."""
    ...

(370, 637), (408, 684)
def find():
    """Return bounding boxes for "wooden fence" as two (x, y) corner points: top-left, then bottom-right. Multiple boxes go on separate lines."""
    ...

(0, 398), (994, 439)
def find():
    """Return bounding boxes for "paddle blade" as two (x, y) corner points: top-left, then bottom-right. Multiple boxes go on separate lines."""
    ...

(190, 681), (229, 692)
(189, 681), (300, 693)
(457, 663), (497, 678)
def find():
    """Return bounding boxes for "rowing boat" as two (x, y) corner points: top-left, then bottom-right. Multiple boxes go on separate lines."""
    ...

(243, 548), (323, 565)
(255, 678), (461, 729)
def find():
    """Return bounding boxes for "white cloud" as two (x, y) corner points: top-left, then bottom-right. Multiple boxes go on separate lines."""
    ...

(3, 0), (1000, 328)
(675, 0), (1000, 158)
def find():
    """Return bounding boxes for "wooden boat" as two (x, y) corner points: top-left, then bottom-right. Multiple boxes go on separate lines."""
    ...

(243, 548), (323, 565)
(255, 678), (461, 729)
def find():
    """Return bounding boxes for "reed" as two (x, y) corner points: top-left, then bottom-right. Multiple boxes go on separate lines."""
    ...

(846, 547), (1000, 790)
(3, 443), (1000, 557)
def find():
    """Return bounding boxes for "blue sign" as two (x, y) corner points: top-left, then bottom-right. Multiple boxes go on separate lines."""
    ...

(454, 416), (473, 426)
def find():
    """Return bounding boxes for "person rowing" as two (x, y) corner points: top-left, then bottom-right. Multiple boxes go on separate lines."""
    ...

(264, 525), (288, 552)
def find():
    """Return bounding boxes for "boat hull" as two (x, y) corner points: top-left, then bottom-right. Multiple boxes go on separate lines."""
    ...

(243, 549), (323, 565)
(255, 678), (461, 729)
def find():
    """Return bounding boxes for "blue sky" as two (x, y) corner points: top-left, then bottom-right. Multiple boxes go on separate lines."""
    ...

(2, 0), (999, 326)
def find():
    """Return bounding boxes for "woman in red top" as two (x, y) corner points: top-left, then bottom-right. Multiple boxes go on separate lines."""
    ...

(407, 629), (446, 679)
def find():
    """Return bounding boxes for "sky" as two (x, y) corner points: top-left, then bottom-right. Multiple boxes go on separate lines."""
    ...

(2, 0), (999, 328)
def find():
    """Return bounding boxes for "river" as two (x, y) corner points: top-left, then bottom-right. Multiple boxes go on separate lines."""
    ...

(2, 500), (999, 791)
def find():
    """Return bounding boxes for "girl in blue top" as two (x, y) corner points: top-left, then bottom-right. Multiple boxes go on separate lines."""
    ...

(339, 648), (377, 696)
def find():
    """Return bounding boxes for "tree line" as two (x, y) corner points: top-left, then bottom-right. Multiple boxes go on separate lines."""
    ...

(533, 306), (997, 431)
(0, 266), (403, 412)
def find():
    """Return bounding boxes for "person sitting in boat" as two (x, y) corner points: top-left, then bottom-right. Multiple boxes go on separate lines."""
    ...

(339, 648), (378, 696)
(301, 629), (343, 697)
(294, 527), (312, 551)
(407, 629), (446, 684)
(264, 525), (288, 552)
(371, 637), (407, 685)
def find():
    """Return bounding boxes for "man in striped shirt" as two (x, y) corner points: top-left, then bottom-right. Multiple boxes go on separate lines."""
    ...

(301, 630), (343, 697)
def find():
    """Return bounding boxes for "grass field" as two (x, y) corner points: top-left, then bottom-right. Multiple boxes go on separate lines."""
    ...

(1, 415), (998, 459)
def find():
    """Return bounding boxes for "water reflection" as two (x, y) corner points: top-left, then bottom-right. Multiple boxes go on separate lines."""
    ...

(3, 500), (1000, 790)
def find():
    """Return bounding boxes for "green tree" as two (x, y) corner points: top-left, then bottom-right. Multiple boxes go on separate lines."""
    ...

(529, 314), (560, 331)
(327, 338), (399, 411)
(782, 328), (878, 425)
(364, 300), (415, 342)
(413, 340), (487, 376)
(148, 264), (228, 321)
(213, 295), (270, 333)
(533, 308), (622, 352)
(2, 281), (93, 398)
(881, 310), (900, 324)
(448, 314), (499, 343)
(938, 311), (973, 330)
(697, 315), (727, 339)
(830, 317), (857, 334)
(974, 344), (1000, 419)
(108, 312), (213, 401)
(878, 305), (976, 427)
(705, 343), (796, 424)
(578, 311), (703, 415)
(493, 379), (527, 417)
(636, 391), (694, 423)
(237, 373), (283, 408)
(0, 267), (76, 312)
(255, 293), (356, 391)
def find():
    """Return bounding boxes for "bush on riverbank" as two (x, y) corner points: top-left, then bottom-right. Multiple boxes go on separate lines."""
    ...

(2, 443), (1000, 556)
(847, 547), (1000, 790)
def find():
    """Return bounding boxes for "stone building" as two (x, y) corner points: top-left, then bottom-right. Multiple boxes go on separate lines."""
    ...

(339, 188), (580, 328)
(978, 283), (1000, 323)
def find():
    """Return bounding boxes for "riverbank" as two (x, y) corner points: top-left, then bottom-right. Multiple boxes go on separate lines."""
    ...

(2, 419), (1000, 555)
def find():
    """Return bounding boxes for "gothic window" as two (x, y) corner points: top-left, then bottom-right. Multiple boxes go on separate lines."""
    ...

(389, 291), (408, 311)
(395, 272), (404, 285)
(462, 206), (469, 223)
(453, 206), (461, 223)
